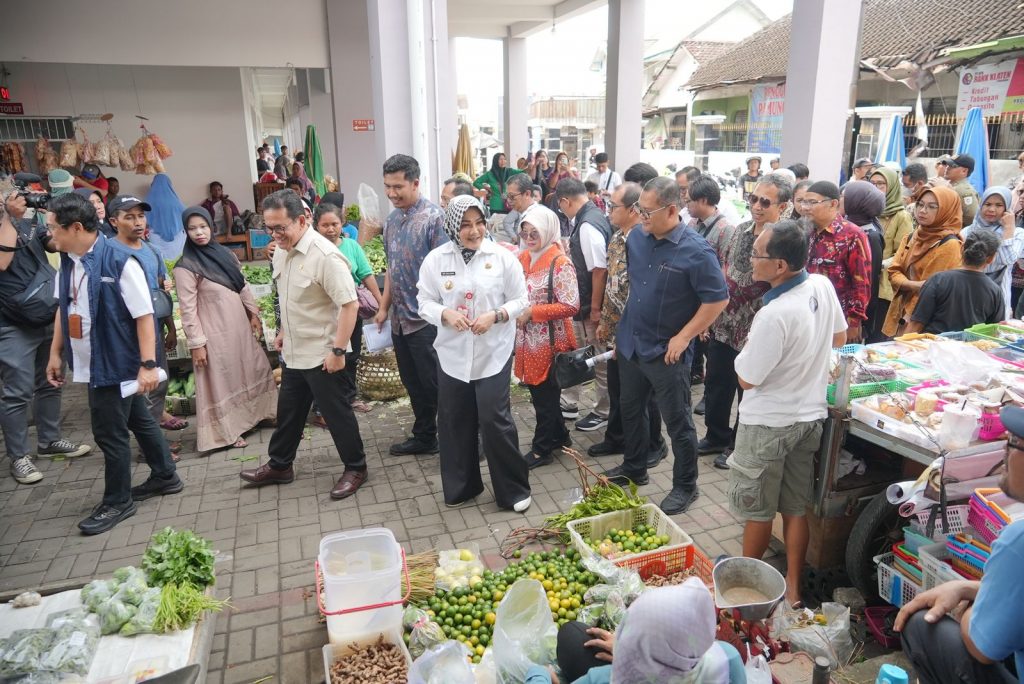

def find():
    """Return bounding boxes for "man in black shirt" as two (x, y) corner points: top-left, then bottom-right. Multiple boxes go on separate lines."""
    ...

(907, 231), (1004, 335)
(738, 156), (762, 202)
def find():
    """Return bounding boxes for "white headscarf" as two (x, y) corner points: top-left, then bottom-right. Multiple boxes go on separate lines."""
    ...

(519, 203), (561, 264)
(611, 579), (732, 684)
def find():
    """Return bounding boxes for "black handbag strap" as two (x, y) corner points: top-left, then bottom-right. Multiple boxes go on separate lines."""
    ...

(547, 256), (560, 350)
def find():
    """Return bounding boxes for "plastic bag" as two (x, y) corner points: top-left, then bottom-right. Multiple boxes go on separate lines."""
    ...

(744, 652), (772, 684)
(40, 610), (101, 675)
(0, 629), (49, 676)
(118, 142), (135, 171)
(774, 603), (854, 669)
(435, 544), (484, 591)
(578, 553), (644, 630)
(97, 599), (137, 635)
(357, 183), (382, 227)
(929, 342), (1001, 386)
(112, 569), (150, 605)
(120, 588), (161, 636)
(404, 606), (447, 659)
(492, 579), (557, 684)
(408, 641), (475, 684)
(80, 578), (115, 612)
(58, 140), (79, 168)
(94, 131), (116, 167)
(150, 133), (173, 159)
(473, 647), (497, 684)
(35, 137), (58, 176)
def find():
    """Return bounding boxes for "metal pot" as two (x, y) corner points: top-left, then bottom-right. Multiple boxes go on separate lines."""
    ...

(712, 557), (786, 621)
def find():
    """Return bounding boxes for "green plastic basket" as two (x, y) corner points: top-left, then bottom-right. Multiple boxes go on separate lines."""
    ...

(826, 378), (910, 406)
(965, 324), (1024, 350)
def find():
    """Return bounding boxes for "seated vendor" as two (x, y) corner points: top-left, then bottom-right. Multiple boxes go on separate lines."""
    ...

(526, 579), (746, 684)
(895, 404), (1024, 684)
(904, 230), (1004, 335)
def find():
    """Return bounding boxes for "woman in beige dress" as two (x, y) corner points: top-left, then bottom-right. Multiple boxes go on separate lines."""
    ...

(175, 206), (277, 452)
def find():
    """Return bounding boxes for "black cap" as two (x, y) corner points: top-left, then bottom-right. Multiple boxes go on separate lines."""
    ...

(853, 157), (874, 168)
(1001, 405), (1024, 440)
(107, 195), (152, 214)
(949, 154), (976, 173)
(807, 180), (841, 201)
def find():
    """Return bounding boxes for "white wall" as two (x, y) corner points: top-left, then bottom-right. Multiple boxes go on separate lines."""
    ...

(8, 63), (255, 211)
(0, 0), (329, 68)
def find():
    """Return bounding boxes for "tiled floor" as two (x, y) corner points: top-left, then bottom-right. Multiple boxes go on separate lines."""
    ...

(0, 380), (750, 682)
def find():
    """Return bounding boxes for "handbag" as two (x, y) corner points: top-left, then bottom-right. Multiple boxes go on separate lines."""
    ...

(0, 225), (57, 327)
(356, 284), (379, 320)
(546, 255), (595, 388)
(151, 288), (174, 319)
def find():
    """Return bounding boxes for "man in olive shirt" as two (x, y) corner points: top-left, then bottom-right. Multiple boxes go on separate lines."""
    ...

(946, 154), (980, 227)
(239, 190), (368, 499)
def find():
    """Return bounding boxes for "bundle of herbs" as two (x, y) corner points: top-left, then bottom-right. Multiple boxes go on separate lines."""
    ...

(141, 528), (228, 633)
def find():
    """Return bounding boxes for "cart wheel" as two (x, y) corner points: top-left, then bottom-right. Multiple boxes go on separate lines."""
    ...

(845, 491), (903, 601)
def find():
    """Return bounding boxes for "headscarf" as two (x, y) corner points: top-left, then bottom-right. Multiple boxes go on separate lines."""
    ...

(611, 579), (731, 684)
(910, 186), (962, 263)
(444, 195), (486, 264)
(519, 203), (561, 264)
(292, 161), (315, 195)
(871, 167), (904, 217)
(842, 181), (885, 227)
(48, 169), (74, 197)
(145, 173), (187, 258)
(320, 191), (345, 208)
(489, 152), (511, 186)
(176, 206), (246, 293)
(967, 187), (1012, 231)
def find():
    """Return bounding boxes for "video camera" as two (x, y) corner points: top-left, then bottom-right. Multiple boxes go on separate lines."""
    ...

(12, 173), (51, 210)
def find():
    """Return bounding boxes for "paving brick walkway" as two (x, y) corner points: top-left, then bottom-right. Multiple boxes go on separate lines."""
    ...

(0, 380), (749, 683)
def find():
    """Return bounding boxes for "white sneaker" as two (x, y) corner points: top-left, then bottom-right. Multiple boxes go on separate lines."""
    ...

(513, 496), (532, 513)
(11, 457), (42, 484)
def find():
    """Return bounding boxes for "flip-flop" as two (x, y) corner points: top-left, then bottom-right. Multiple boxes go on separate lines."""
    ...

(161, 417), (189, 431)
(352, 401), (373, 413)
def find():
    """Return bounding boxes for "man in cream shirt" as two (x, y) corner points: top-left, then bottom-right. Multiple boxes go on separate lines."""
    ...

(239, 190), (368, 500)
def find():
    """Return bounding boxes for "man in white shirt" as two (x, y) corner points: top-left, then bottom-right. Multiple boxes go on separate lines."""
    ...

(585, 153), (622, 203)
(727, 219), (847, 607)
(45, 193), (181, 536)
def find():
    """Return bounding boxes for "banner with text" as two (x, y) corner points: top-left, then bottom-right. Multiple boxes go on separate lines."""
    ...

(956, 58), (1024, 117)
(747, 82), (785, 153)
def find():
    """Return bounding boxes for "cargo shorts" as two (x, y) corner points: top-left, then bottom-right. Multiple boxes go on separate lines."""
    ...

(726, 419), (824, 522)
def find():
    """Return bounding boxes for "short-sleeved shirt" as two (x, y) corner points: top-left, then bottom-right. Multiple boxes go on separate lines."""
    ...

(0, 218), (53, 326)
(807, 214), (871, 325)
(969, 519), (1024, 677)
(735, 272), (846, 427)
(577, 222), (609, 271)
(383, 196), (448, 334)
(585, 169), (622, 194)
(910, 269), (1004, 334)
(711, 221), (770, 352)
(616, 221), (728, 364)
(336, 237), (374, 285)
(952, 178), (980, 227)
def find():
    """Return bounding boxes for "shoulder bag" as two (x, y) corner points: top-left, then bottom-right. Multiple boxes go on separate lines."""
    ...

(546, 255), (595, 388)
(356, 285), (379, 320)
(0, 227), (57, 327)
(144, 242), (174, 319)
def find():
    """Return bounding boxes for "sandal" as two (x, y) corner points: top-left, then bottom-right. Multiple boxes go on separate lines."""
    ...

(352, 400), (373, 413)
(161, 417), (189, 431)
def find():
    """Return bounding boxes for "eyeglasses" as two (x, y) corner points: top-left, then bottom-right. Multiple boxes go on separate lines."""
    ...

(606, 201), (626, 211)
(504, 191), (522, 201)
(747, 194), (775, 209)
(795, 198), (832, 208)
(917, 203), (940, 212)
(519, 230), (541, 240)
(265, 218), (296, 235)
(870, 179), (888, 189)
(633, 203), (672, 220)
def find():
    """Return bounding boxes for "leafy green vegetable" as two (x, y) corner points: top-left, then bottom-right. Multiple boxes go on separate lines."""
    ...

(98, 600), (136, 635)
(543, 481), (646, 539)
(363, 236), (387, 274)
(241, 264), (272, 284)
(154, 583), (229, 632)
(142, 528), (216, 589)
(257, 293), (276, 328)
(345, 204), (361, 224)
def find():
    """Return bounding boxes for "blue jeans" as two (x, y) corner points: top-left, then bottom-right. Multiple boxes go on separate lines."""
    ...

(0, 322), (62, 459)
(619, 353), (698, 490)
(88, 384), (175, 507)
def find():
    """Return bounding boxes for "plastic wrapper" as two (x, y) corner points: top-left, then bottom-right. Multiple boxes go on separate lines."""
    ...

(357, 183), (382, 230)
(40, 610), (101, 675)
(602, 592), (627, 631)
(578, 553), (644, 630)
(35, 137), (58, 176)
(97, 599), (137, 635)
(473, 647), (497, 684)
(112, 568), (149, 605)
(118, 143), (135, 171)
(492, 579), (557, 684)
(120, 588), (161, 636)
(409, 641), (475, 684)
(58, 140), (79, 168)
(150, 133), (173, 159)
(774, 603), (854, 669)
(80, 578), (115, 612)
(0, 629), (49, 676)
(435, 544), (484, 591)
(112, 565), (145, 584)
(11, 591), (42, 608)
(577, 602), (604, 627)
(94, 132), (116, 167)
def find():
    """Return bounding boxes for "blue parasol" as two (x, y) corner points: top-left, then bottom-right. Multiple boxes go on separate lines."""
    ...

(875, 115), (906, 170)
(955, 107), (989, 194)
(273, 138), (282, 157)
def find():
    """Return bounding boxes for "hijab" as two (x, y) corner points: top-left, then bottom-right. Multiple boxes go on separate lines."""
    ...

(910, 186), (962, 263)
(292, 161), (315, 194)
(145, 173), (187, 258)
(967, 187), (1012, 231)
(871, 167), (904, 218)
(842, 181), (885, 228)
(320, 191), (345, 209)
(444, 195), (487, 264)
(611, 579), (731, 684)
(176, 206), (247, 293)
(489, 152), (511, 186)
(519, 203), (561, 264)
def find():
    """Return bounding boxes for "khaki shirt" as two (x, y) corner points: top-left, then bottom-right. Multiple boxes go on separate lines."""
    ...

(952, 178), (979, 227)
(272, 227), (357, 369)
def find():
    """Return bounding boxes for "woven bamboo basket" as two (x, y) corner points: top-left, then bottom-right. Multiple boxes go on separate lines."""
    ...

(356, 345), (406, 401)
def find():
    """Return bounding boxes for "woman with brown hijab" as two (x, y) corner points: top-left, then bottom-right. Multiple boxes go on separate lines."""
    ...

(883, 186), (963, 337)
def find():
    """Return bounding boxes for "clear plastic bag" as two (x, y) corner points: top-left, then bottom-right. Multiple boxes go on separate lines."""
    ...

(435, 544), (484, 591)
(404, 605), (446, 659)
(744, 651), (772, 684)
(0, 629), (49, 676)
(97, 599), (137, 635)
(80, 578), (115, 612)
(929, 342), (1001, 386)
(492, 579), (558, 684)
(578, 553), (644, 630)
(58, 140), (79, 168)
(473, 647), (497, 684)
(112, 569), (150, 606)
(408, 641), (475, 684)
(40, 610), (100, 675)
(120, 588), (161, 636)
(774, 603), (854, 669)
(357, 183), (382, 230)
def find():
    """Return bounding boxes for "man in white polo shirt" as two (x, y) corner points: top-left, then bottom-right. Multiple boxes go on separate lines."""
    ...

(727, 219), (847, 607)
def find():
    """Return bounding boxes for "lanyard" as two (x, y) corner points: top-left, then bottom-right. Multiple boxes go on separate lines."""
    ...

(71, 263), (87, 307)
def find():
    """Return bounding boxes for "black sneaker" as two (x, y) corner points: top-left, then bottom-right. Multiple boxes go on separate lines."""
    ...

(646, 443), (668, 469)
(561, 434), (573, 449)
(78, 501), (137, 535)
(38, 439), (91, 458)
(389, 438), (439, 456)
(131, 473), (184, 501)
(661, 487), (699, 515)
(575, 412), (608, 432)
(697, 438), (728, 455)
(525, 451), (554, 470)
(714, 450), (732, 470)
(588, 441), (624, 457)
(602, 465), (648, 487)
(694, 397), (706, 416)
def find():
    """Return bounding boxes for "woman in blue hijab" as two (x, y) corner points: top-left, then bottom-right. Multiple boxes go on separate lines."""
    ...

(962, 187), (1022, 318)
(145, 173), (187, 259)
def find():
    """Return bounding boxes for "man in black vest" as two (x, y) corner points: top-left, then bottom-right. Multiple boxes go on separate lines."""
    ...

(554, 178), (611, 432)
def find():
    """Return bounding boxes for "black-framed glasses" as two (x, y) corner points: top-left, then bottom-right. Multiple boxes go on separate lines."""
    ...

(633, 202), (672, 220)
(265, 218), (297, 235)
(747, 194), (775, 209)
(606, 201), (627, 211)
(504, 191), (523, 201)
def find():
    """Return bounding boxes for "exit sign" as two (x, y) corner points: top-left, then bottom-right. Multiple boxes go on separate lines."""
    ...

(0, 86), (9, 101)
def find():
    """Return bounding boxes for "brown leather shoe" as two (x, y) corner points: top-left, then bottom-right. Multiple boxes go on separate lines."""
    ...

(330, 469), (367, 500)
(239, 463), (294, 485)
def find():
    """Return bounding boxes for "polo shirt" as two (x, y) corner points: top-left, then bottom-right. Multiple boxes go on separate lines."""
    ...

(616, 221), (728, 364)
(735, 272), (846, 427)
(969, 519), (1024, 677)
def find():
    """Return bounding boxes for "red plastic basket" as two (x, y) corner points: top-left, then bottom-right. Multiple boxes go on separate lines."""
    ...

(864, 606), (901, 649)
(567, 504), (693, 580)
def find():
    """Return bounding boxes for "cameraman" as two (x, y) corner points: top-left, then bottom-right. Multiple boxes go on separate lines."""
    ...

(0, 188), (90, 486)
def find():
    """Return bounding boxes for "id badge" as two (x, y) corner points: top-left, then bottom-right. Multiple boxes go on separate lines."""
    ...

(67, 313), (83, 339)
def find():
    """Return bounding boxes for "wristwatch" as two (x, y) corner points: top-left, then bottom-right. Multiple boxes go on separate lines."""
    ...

(331, 347), (346, 356)
(141, 359), (158, 369)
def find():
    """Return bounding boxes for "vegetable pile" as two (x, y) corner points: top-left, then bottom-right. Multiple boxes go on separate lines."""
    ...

(166, 373), (196, 402)
(363, 236), (387, 274)
(257, 293), (276, 329)
(142, 528), (216, 588)
(241, 264), (272, 285)
(0, 610), (100, 678)
(583, 524), (672, 559)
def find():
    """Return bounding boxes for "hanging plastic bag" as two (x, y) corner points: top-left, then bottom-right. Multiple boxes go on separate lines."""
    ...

(149, 133), (173, 159)
(35, 137), (59, 176)
(404, 605), (447, 659)
(357, 183), (383, 242)
(929, 341), (1001, 386)
(58, 139), (79, 168)
(94, 131), (116, 167)
(118, 141), (135, 171)
(492, 579), (558, 684)
(774, 603), (854, 669)
(408, 641), (475, 684)
(744, 649), (772, 684)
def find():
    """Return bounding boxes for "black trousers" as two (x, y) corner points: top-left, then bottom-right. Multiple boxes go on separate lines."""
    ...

(342, 318), (364, 404)
(901, 612), (1017, 684)
(437, 356), (530, 508)
(526, 370), (570, 457)
(605, 356), (665, 453)
(392, 325), (439, 444)
(691, 336), (706, 377)
(268, 366), (366, 471)
(704, 340), (742, 447)
(89, 385), (175, 507)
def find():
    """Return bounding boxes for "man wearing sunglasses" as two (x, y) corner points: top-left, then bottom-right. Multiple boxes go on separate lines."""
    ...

(896, 406), (1024, 684)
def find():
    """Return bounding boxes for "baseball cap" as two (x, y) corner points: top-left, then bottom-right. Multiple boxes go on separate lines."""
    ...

(108, 195), (152, 214)
(48, 169), (74, 196)
(935, 154), (954, 165)
(80, 163), (101, 181)
(948, 154), (976, 174)
(1001, 405), (1024, 440)
(853, 157), (874, 169)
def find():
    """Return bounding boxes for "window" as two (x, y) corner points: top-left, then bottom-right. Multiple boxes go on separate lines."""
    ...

(0, 117), (75, 142)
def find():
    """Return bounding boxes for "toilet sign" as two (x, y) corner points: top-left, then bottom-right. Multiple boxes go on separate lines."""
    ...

(352, 119), (375, 132)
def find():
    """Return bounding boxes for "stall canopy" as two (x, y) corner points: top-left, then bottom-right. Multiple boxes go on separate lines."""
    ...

(304, 125), (326, 198)
(955, 107), (990, 194)
(875, 115), (906, 170)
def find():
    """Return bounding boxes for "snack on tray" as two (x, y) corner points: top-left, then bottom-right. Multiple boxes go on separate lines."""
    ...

(915, 391), (939, 418)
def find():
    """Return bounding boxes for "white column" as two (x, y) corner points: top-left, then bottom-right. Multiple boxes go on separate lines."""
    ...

(427, 0), (456, 194)
(605, 0), (644, 173)
(781, 0), (864, 181)
(503, 34), (529, 161)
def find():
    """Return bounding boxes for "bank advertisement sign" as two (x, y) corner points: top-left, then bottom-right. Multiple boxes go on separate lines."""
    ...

(956, 58), (1024, 117)
(747, 82), (785, 153)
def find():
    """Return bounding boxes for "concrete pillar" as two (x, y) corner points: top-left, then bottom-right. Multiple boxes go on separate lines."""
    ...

(605, 0), (644, 173)
(780, 0), (864, 181)
(426, 0), (457, 195)
(503, 34), (529, 162)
